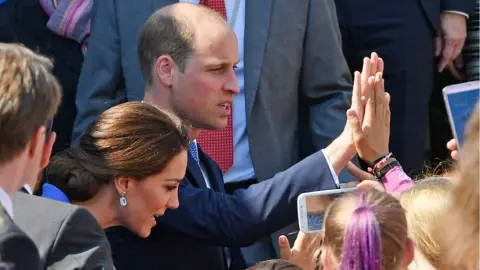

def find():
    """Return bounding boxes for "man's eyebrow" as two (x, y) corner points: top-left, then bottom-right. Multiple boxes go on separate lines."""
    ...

(204, 59), (240, 67)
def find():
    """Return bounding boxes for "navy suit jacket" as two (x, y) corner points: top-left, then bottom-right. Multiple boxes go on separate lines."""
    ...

(106, 147), (336, 270)
(421, 0), (476, 32)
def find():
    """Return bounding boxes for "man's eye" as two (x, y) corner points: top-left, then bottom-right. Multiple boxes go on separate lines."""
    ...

(211, 67), (223, 72)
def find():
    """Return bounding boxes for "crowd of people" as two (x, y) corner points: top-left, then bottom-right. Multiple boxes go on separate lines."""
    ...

(0, 0), (479, 270)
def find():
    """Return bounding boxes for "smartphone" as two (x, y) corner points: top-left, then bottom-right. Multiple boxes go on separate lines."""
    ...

(443, 81), (480, 154)
(297, 188), (356, 233)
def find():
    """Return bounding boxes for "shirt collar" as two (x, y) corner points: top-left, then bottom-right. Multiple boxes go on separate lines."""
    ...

(23, 184), (33, 195)
(0, 188), (13, 219)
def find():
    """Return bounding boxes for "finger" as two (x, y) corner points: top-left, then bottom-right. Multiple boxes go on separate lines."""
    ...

(361, 57), (371, 88)
(357, 180), (386, 192)
(293, 231), (310, 251)
(347, 162), (374, 180)
(346, 109), (363, 141)
(446, 139), (458, 150)
(452, 38), (465, 61)
(377, 57), (384, 74)
(454, 55), (464, 69)
(307, 234), (322, 252)
(343, 180), (360, 188)
(278, 235), (293, 260)
(447, 62), (465, 81)
(439, 43), (456, 72)
(451, 150), (460, 161)
(362, 77), (376, 132)
(384, 92), (391, 128)
(351, 71), (363, 119)
(370, 52), (379, 76)
(435, 36), (442, 57)
(361, 72), (372, 99)
(374, 72), (385, 118)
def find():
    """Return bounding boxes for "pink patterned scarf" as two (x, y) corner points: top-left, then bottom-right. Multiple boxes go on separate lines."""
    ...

(39, 0), (92, 54)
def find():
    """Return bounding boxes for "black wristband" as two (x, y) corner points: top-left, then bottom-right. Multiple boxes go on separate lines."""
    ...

(369, 153), (395, 167)
(375, 160), (400, 180)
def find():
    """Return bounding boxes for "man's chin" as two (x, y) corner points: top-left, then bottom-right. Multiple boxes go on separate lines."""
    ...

(201, 120), (228, 131)
(189, 117), (228, 131)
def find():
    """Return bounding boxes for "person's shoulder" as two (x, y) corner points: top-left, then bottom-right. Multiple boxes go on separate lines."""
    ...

(13, 192), (74, 213)
(0, 206), (14, 235)
(0, 217), (40, 270)
(12, 192), (97, 227)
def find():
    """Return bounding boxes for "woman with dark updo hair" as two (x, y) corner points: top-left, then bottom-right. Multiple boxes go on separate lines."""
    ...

(43, 101), (189, 238)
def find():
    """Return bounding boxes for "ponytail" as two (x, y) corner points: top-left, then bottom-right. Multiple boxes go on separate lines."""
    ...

(340, 192), (382, 270)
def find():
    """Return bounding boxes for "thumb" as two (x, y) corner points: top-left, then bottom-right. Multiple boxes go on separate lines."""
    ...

(347, 162), (374, 180)
(346, 109), (362, 139)
(435, 36), (442, 57)
(278, 235), (292, 260)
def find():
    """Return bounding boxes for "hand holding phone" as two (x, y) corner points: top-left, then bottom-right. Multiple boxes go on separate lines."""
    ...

(297, 188), (356, 233)
(446, 138), (460, 160)
(443, 81), (480, 155)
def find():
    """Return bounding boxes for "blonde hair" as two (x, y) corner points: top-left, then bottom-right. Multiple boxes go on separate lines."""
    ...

(400, 177), (454, 268)
(439, 102), (479, 270)
(0, 43), (61, 164)
(323, 188), (408, 270)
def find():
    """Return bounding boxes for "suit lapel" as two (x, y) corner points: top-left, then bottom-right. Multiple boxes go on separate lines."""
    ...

(244, 0), (273, 119)
(197, 146), (225, 193)
(186, 153), (208, 189)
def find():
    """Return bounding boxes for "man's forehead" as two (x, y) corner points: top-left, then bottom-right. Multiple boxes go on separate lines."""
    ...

(191, 30), (239, 65)
(195, 55), (239, 66)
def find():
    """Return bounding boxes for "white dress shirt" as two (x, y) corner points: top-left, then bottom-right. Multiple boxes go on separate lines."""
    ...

(23, 184), (33, 195)
(0, 187), (13, 219)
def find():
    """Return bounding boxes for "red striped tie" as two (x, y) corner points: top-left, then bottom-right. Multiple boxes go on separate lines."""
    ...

(197, 0), (234, 173)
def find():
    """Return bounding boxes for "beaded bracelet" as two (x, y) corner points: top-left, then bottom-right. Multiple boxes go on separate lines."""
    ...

(374, 160), (400, 180)
(369, 152), (395, 167)
(367, 152), (393, 174)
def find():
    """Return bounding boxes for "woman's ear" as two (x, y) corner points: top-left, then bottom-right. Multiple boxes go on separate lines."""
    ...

(402, 238), (415, 268)
(113, 177), (131, 195)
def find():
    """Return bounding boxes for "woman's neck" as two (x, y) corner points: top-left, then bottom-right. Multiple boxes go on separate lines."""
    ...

(74, 186), (120, 229)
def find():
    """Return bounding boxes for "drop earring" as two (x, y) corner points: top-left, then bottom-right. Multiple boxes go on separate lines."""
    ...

(119, 192), (128, 207)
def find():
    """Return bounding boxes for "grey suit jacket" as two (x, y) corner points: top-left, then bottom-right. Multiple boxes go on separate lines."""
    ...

(12, 193), (114, 270)
(0, 205), (40, 270)
(73, 0), (352, 174)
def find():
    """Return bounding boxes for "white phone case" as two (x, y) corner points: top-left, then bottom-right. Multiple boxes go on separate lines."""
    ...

(297, 187), (356, 233)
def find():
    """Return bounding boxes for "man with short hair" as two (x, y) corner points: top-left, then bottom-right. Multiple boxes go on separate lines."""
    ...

(0, 43), (114, 270)
(0, 42), (61, 270)
(105, 4), (357, 270)
(74, 0), (352, 264)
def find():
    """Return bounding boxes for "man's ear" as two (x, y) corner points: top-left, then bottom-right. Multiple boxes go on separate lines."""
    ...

(28, 126), (46, 160)
(155, 55), (176, 88)
(40, 131), (56, 170)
